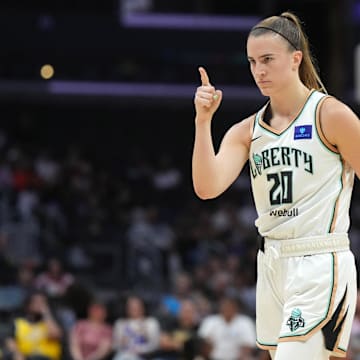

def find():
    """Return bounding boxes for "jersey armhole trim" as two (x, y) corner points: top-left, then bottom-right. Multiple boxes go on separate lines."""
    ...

(250, 113), (257, 140)
(256, 341), (277, 350)
(315, 96), (339, 154)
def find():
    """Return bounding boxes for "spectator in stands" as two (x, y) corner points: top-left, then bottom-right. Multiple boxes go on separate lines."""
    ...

(145, 206), (176, 284)
(151, 154), (183, 209)
(159, 272), (193, 318)
(35, 257), (74, 298)
(207, 269), (232, 304)
(112, 295), (160, 360)
(191, 292), (212, 323)
(34, 152), (61, 187)
(5, 290), (63, 360)
(1, 212), (42, 268)
(153, 299), (200, 360)
(0, 264), (37, 314)
(198, 296), (256, 360)
(125, 204), (178, 295)
(69, 300), (113, 360)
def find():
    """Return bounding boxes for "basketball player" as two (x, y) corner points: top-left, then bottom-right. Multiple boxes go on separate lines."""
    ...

(192, 11), (360, 360)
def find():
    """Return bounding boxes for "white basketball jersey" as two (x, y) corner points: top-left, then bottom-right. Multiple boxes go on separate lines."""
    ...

(249, 90), (355, 240)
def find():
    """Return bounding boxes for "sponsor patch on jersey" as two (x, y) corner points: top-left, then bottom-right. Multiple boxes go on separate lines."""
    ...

(294, 125), (312, 140)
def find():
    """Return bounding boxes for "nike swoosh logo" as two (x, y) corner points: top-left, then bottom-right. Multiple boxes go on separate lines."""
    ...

(251, 135), (262, 142)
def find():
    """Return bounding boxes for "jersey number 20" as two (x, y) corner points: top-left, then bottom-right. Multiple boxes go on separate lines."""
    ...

(267, 171), (293, 205)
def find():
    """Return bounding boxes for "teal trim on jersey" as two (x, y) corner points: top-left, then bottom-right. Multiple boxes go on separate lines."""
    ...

(258, 90), (316, 136)
(311, 94), (343, 233)
(256, 339), (278, 347)
(279, 253), (335, 339)
(314, 98), (340, 155)
(254, 110), (260, 131)
(327, 161), (344, 233)
(325, 253), (335, 317)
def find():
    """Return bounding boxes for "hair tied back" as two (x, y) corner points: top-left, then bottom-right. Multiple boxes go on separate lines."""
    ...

(279, 14), (296, 24)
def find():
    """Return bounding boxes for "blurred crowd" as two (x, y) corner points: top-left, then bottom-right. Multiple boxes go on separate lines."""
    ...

(0, 111), (360, 360)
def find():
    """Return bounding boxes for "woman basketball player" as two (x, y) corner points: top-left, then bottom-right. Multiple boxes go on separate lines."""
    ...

(192, 11), (360, 360)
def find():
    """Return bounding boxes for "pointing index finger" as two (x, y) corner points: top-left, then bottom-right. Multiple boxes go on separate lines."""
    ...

(199, 66), (211, 86)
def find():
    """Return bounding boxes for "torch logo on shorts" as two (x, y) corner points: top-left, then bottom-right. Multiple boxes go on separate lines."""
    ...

(287, 308), (305, 332)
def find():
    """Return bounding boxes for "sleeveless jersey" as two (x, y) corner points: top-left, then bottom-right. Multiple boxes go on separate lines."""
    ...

(249, 90), (355, 240)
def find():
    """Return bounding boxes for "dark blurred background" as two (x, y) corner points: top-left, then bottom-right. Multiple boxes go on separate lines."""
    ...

(0, 1), (359, 359)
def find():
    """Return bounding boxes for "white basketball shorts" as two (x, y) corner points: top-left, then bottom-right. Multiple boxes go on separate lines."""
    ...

(256, 240), (357, 358)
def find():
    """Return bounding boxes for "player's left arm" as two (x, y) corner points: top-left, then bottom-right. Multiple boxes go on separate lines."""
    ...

(320, 97), (360, 178)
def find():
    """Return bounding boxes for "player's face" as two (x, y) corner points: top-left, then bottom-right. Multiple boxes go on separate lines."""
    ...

(247, 34), (299, 96)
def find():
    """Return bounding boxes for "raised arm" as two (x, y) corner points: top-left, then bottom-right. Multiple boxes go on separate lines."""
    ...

(320, 97), (360, 178)
(192, 67), (252, 199)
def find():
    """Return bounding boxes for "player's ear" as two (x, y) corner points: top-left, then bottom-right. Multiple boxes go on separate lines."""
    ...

(292, 50), (303, 71)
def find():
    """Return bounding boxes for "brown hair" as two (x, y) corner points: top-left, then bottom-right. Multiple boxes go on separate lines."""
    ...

(249, 11), (327, 93)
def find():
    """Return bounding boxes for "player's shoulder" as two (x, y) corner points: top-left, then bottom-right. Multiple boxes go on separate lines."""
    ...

(319, 94), (359, 145)
(320, 95), (357, 120)
(237, 113), (257, 129)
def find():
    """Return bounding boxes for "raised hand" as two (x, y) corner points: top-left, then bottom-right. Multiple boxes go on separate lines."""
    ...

(194, 67), (223, 120)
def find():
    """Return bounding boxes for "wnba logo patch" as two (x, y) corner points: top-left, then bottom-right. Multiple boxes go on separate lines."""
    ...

(294, 125), (312, 140)
(287, 308), (305, 332)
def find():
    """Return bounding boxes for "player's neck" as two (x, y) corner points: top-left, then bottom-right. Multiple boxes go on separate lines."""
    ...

(270, 83), (311, 119)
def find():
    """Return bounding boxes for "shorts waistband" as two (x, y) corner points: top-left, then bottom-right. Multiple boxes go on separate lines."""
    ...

(261, 233), (349, 257)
